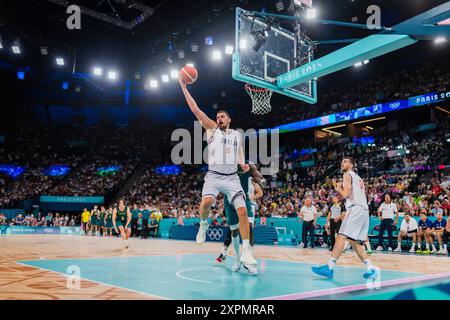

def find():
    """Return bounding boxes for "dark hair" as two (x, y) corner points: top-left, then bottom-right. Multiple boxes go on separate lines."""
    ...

(343, 156), (355, 166)
(217, 110), (230, 118)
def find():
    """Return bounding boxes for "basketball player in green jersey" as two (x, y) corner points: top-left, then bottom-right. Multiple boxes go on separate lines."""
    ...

(113, 199), (132, 248)
(90, 205), (99, 236)
(99, 206), (107, 237)
(105, 207), (114, 237)
(216, 163), (264, 275)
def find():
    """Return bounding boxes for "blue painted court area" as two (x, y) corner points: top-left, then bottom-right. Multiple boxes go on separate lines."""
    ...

(18, 254), (425, 300)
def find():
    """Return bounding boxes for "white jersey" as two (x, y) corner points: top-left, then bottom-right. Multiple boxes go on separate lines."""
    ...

(207, 128), (241, 175)
(345, 170), (368, 210)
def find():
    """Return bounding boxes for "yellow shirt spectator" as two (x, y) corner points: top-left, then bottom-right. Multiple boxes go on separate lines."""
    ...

(81, 210), (91, 223)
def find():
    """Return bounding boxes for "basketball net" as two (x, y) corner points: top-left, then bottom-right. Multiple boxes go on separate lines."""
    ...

(245, 83), (273, 115)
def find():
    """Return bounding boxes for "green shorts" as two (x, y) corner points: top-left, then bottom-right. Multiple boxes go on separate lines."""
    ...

(224, 198), (254, 231)
(115, 220), (130, 229)
(105, 220), (113, 229)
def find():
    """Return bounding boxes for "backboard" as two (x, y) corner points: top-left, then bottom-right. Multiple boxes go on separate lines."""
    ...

(232, 7), (317, 104)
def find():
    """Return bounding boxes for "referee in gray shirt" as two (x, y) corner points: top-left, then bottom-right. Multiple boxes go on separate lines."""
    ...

(325, 196), (345, 250)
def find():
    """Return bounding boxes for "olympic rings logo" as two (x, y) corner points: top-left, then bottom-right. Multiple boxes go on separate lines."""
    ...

(389, 102), (401, 109)
(207, 228), (224, 240)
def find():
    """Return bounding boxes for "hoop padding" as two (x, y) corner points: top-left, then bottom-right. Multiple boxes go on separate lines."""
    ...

(245, 84), (273, 115)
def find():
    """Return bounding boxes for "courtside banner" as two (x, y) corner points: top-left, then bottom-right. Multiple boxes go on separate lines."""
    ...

(40, 196), (104, 203)
(6, 226), (61, 234)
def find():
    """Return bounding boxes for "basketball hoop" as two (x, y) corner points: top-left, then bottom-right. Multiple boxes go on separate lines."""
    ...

(245, 83), (273, 115)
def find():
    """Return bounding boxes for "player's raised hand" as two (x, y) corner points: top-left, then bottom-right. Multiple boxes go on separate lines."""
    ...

(240, 163), (250, 172)
(178, 73), (186, 89)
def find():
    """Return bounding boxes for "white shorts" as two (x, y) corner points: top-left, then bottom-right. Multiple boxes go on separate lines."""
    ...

(339, 206), (369, 242)
(202, 172), (245, 205)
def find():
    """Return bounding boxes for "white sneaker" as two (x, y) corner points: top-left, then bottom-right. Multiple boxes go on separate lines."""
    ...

(437, 248), (444, 255)
(394, 247), (402, 252)
(376, 246), (384, 251)
(232, 260), (242, 272)
(431, 247), (437, 254)
(442, 249), (448, 255)
(123, 241), (129, 249)
(196, 221), (209, 243)
(409, 247), (416, 253)
(321, 243), (328, 248)
(298, 242), (305, 248)
(388, 247), (393, 252)
(240, 248), (257, 265)
(243, 263), (258, 275)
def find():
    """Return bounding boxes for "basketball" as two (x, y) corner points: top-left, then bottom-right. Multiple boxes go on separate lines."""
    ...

(180, 65), (198, 85)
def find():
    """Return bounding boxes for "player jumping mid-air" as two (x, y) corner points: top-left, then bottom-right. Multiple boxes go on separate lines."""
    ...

(312, 157), (378, 279)
(179, 74), (258, 270)
(215, 163), (264, 275)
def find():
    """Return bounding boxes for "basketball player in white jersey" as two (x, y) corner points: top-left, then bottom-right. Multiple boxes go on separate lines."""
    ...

(312, 157), (377, 279)
(179, 76), (257, 269)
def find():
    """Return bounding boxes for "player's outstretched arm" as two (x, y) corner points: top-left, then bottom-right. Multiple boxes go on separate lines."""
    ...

(178, 75), (216, 130)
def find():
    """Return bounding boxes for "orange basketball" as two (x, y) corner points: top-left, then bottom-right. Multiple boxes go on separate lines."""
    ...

(180, 65), (198, 85)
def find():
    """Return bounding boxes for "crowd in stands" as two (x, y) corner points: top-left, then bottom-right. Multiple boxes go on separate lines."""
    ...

(0, 212), (76, 227)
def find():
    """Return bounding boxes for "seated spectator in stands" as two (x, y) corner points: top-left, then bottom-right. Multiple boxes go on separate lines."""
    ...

(376, 194), (399, 251)
(431, 201), (443, 217)
(394, 212), (418, 253)
(0, 213), (6, 225)
(417, 211), (434, 253)
(46, 213), (53, 227)
(431, 212), (447, 254)
(148, 214), (159, 238)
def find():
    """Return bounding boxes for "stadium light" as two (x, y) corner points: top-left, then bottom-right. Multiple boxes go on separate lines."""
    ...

(0, 37), (3, 49)
(225, 45), (234, 55)
(212, 50), (222, 61)
(161, 74), (170, 83)
(239, 39), (247, 49)
(93, 67), (103, 76)
(305, 8), (317, 20)
(108, 70), (117, 80)
(12, 44), (21, 54)
(186, 62), (195, 67)
(435, 37), (447, 44)
(170, 70), (178, 79)
(150, 79), (158, 88)
(363, 59), (370, 64)
(56, 57), (65, 66)
(40, 47), (48, 55)
(354, 61), (363, 67)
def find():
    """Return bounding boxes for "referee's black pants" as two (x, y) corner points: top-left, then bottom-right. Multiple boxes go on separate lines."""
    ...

(329, 219), (342, 250)
(131, 218), (138, 237)
(302, 220), (315, 248)
(377, 218), (394, 249)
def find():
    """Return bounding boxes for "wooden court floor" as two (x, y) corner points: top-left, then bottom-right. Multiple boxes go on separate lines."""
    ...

(0, 234), (449, 300)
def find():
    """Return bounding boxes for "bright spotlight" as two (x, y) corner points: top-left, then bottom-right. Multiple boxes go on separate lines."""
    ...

(186, 63), (194, 67)
(354, 61), (363, 67)
(161, 74), (170, 83)
(363, 59), (370, 64)
(0, 37), (3, 50)
(40, 47), (48, 55)
(212, 50), (222, 60)
(108, 71), (117, 80)
(435, 37), (447, 44)
(225, 45), (234, 55)
(150, 79), (158, 88)
(56, 57), (64, 66)
(305, 8), (317, 20)
(12, 45), (21, 54)
(239, 39), (247, 49)
(170, 70), (178, 79)
(93, 67), (103, 76)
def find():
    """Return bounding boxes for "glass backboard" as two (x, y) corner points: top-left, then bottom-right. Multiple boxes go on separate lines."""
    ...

(232, 7), (317, 104)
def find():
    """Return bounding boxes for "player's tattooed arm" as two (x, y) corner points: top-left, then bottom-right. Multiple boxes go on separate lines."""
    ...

(178, 74), (216, 130)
